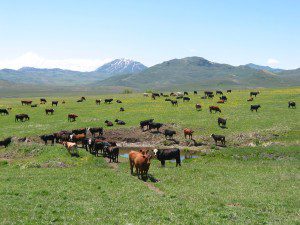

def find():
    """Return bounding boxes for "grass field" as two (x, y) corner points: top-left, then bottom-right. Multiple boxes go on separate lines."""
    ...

(0, 87), (299, 224)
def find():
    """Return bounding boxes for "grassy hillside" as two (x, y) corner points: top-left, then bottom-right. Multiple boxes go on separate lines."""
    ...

(0, 87), (299, 224)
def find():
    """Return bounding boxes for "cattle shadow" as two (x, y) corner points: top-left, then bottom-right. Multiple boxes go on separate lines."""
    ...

(219, 125), (228, 129)
(150, 130), (162, 134)
(165, 138), (180, 144)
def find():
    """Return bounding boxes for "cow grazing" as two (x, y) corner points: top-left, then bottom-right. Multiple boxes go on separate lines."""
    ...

(247, 97), (254, 101)
(120, 107), (125, 112)
(204, 91), (213, 96)
(143, 93), (149, 97)
(40, 98), (47, 104)
(183, 97), (190, 102)
(184, 91), (188, 95)
(21, 100), (32, 106)
(77, 99), (83, 103)
(194, 91), (198, 95)
(40, 134), (55, 145)
(227, 90), (232, 93)
(152, 93), (160, 97)
(211, 134), (226, 146)
(171, 100), (178, 106)
(54, 130), (71, 143)
(250, 105), (261, 112)
(195, 104), (202, 111)
(201, 96), (207, 99)
(68, 114), (78, 122)
(116, 100), (122, 103)
(93, 141), (110, 156)
(217, 100), (225, 104)
(176, 96), (183, 99)
(250, 91), (260, 97)
(70, 133), (86, 146)
(164, 129), (176, 139)
(153, 148), (181, 167)
(105, 120), (113, 126)
(218, 117), (227, 127)
(208, 94), (214, 99)
(88, 127), (103, 137)
(183, 128), (194, 139)
(45, 109), (54, 115)
(216, 91), (223, 95)
(220, 96), (227, 101)
(95, 99), (101, 105)
(140, 119), (154, 131)
(15, 114), (30, 122)
(0, 137), (12, 148)
(209, 106), (221, 113)
(31, 104), (38, 108)
(105, 98), (113, 104)
(165, 98), (172, 101)
(115, 119), (126, 125)
(149, 122), (163, 132)
(81, 97), (86, 101)
(52, 101), (58, 106)
(62, 142), (78, 156)
(0, 109), (9, 115)
(162, 94), (169, 97)
(62, 100), (66, 104)
(288, 101), (296, 108)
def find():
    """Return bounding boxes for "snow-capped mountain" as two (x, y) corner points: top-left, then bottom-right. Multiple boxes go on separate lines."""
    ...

(96, 59), (147, 75)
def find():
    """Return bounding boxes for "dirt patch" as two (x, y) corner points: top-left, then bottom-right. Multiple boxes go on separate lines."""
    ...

(144, 182), (164, 195)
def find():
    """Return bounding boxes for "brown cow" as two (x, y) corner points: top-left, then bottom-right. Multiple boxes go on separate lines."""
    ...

(183, 128), (194, 139)
(195, 104), (202, 111)
(133, 151), (152, 179)
(68, 114), (78, 122)
(129, 149), (147, 175)
(70, 133), (86, 146)
(247, 97), (253, 102)
(217, 100), (225, 104)
(209, 106), (221, 113)
(96, 99), (101, 105)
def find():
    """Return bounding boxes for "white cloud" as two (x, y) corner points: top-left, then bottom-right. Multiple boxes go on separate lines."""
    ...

(267, 58), (279, 67)
(0, 52), (112, 72)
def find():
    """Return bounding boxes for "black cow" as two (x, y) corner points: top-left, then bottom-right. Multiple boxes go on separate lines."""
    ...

(250, 91), (260, 97)
(31, 104), (38, 108)
(15, 114), (30, 122)
(120, 107), (125, 112)
(204, 91), (213, 96)
(88, 127), (103, 137)
(52, 101), (58, 106)
(45, 109), (54, 115)
(176, 96), (183, 99)
(208, 94), (214, 99)
(218, 117), (227, 127)
(0, 109), (9, 115)
(251, 105), (261, 112)
(288, 101), (296, 108)
(40, 98), (47, 104)
(72, 128), (86, 135)
(106, 147), (119, 163)
(194, 91), (198, 95)
(165, 98), (172, 101)
(153, 148), (181, 167)
(211, 134), (226, 146)
(162, 94), (169, 97)
(140, 119), (154, 131)
(105, 98), (113, 103)
(183, 97), (190, 102)
(115, 119), (126, 125)
(93, 141), (111, 156)
(152, 93), (160, 97)
(171, 100), (178, 106)
(0, 137), (12, 148)
(40, 134), (55, 145)
(149, 122), (163, 132)
(116, 100), (122, 103)
(184, 91), (188, 95)
(227, 90), (232, 93)
(216, 91), (223, 95)
(220, 96), (227, 101)
(164, 129), (176, 139)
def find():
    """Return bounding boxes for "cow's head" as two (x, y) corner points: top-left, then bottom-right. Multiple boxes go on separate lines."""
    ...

(153, 149), (158, 156)
(210, 134), (214, 137)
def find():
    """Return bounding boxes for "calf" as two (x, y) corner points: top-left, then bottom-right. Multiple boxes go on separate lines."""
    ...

(120, 107), (125, 112)
(194, 91), (198, 95)
(53, 130), (71, 143)
(153, 148), (181, 167)
(149, 122), (163, 132)
(134, 153), (152, 179)
(52, 101), (58, 106)
(195, 104), (202, 111)
(250, 91), (260, 97)
(116, 100), (122, 103)
(105, 120), (113, 126)
(115, 119), (126, 125)
(288, 101), (296, 108)
(105, 98), (113, 103)
(183, 97), (190, 102)
(209, 106), (221, 113)
(208, 94), (214, 99)
(0, 109), (9, 115)
(45, 109), (54, 115)
(68, 114), (78, 122)
(250, 105), (261, 112)
(183, 128), (194, 139)
(227, 90), (232, 93)
(40, 98), (47, 104)
(140, 119), (154, 131)
(211, 134), (226, 146)
(15, 114), (30, 122)
(0, 137), (12, 148)
(216, 91), (223, 95)
(247, 97), (254, 102)
(164, 129), (176, 139)
(95, 99), (101, 105)
(40, 134), (55, 145)
(62, 141), (78, 156)
(106, 147), (119, 163)
(218, 117), (227, 127)
(184, 91), (188, 95)
(129, 150), (147, 174)
(171, 100), (178, 106)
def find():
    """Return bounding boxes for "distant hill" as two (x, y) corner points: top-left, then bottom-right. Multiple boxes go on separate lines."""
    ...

(100, 57), (300, 90)
(96, 59), (147, 75)
(245, 63), (284, 73)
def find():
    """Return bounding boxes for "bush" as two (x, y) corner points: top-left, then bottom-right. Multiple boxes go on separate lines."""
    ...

(122, 89), (133, 94)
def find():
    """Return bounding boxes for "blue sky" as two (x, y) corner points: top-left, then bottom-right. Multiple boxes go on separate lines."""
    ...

(0, 0), (299, 71)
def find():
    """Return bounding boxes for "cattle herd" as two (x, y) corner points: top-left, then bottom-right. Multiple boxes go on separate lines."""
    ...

(0, 90), (297, 180)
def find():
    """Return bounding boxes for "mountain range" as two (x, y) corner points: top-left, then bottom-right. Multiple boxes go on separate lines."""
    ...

(0, 57), (299, 91)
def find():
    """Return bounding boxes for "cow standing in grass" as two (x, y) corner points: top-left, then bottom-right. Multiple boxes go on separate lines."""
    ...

(288, 101), (296, 108)
(153, 148), (181, 167)
(250, 105), (261, 112)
